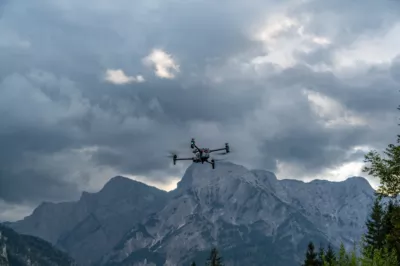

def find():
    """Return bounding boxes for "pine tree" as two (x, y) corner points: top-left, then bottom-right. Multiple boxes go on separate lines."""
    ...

(362, 102), (400, 261)
(364, 198), (385, 252)
(324, 244), (336, 265)
(386, 204), (400, 263)
(381, 201), (395, 253)
(191, 262), (196, 266)
(383, 200), (395, 237)
(306, 241), (399, 266)
(303, 242), (318, 266)
(337, 243), (349, 266)
(317, 245), (325, 266)
(349, 243), (359, 266)
(205, 247), (223, 266)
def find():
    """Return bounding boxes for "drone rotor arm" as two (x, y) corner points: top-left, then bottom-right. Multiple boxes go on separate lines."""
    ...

(191, 138), (201, 151)
(209, 148), (226, 153)
(193, 144), (201, 152)
(175, 157), (194, 161)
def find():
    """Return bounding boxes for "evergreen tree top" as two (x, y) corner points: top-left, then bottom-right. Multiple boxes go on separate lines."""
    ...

(303, 241), (318, 266)
(205, 247), (224, 266)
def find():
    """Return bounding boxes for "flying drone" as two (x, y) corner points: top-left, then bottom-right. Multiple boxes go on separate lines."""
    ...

(168, 138), (230, 169)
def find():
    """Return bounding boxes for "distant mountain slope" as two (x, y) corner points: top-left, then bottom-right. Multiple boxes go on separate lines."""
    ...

(10, 162), (375, 266)
(251, 170), (375, 247)
(0, 224), (76, 266)
(11, 176), (169, 266)
(101, 162), (374, 266)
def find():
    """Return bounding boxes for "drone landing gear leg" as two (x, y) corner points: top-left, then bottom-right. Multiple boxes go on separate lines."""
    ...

(206, 160), (215, 169)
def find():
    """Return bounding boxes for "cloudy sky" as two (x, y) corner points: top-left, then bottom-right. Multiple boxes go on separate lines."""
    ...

(1, 0), (399, 221)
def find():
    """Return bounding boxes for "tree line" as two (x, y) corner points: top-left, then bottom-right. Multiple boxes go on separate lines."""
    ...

(302, 105), (400, 265)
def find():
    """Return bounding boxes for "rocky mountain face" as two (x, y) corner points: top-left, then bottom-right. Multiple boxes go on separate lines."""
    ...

(10, 162), (375, 266)
(0, 224), (76, 266)
(11, 176), (168, 266)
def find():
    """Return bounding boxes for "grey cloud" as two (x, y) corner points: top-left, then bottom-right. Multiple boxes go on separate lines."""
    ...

(261, 120), (369, 175)
(0, 200), (36, 222)
(293, 0), (400, 44)
(247, 73), (366, 174)
(269, 65), (399, 116)
(390, 56), (400, 83)
(0, 0), (399, 219)
(294, 48), (334, 66)
(0, 168), (80, 204)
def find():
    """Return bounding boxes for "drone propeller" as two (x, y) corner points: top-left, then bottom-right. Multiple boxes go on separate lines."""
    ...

(166, 150), (179, 158)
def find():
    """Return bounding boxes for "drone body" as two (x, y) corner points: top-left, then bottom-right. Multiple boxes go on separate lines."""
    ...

(170, 138), (230, 169)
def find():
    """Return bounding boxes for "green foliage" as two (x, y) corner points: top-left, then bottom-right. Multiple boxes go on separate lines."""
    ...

(364, 198), (386, 254)
(383, 201), (395, 240)
(360, 103), (400, 262)
(362, 138), (400, 199)
(318, 245), (325, 266)
(191, 262), (196, 266)
(302, 239), (398, 265)
(385, 204), (400, 261)
(357, 246), (397, 266)
(349, 244), (360, 266)
(324, 244), (336, 265)
(337, 243), (349, 266)
(305, 242), (398, 266)
(303, 242), (319, 266)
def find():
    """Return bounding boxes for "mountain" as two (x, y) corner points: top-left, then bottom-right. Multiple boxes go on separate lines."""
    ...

(251, 171), (374, 247)
(10, 162), (375, 266)
(0, 224), (76, 266)
(99, 163), (374, 266)
(11, 176), (169, 266)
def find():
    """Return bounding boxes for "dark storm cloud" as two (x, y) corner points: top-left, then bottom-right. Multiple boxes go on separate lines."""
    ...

(267, 63), (399, 116)
(0, 169), (79, 204)
(0, 0), (267, 208)
(255, 62), (399, 174)
(1, 0), (400, 220)
(261, 119), (368, 175)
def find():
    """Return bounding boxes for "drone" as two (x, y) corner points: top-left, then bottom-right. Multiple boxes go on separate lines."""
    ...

(168, 138), (230, 169)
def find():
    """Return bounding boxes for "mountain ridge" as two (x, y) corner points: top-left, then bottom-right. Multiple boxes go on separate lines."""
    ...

(11, 174), (169, 266)
(9, 161), (375, 266)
